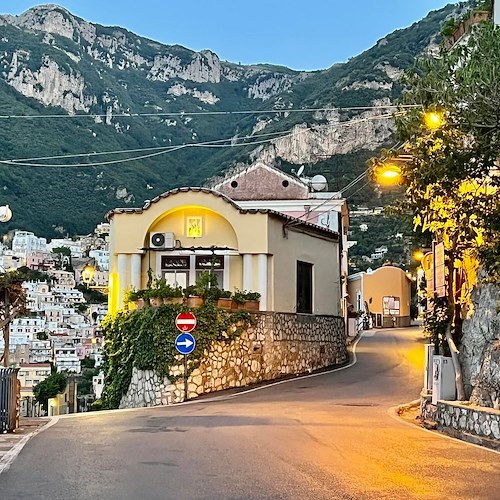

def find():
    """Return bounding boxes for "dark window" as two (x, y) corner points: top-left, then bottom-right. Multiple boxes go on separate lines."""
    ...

(296, 261), (313, 313)
(161, 256), (189, 269)
(282, 180), (289, 187)
(195, 255), (224, 270)
(231, 181), (238, 188)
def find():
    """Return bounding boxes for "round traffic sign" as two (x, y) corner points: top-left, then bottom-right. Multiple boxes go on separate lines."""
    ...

(175, 312), (197, 333)
(175, 332), (196, 355)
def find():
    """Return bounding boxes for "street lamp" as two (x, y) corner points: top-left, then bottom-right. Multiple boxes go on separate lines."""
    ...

(0, 205), (12, 223)
(81, 265), (95, 286)
(424, 111), (445, 130)
(374, 163), (402, 185)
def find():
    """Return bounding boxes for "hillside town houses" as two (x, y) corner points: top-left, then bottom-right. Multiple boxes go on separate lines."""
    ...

(0, 224), (110, 414)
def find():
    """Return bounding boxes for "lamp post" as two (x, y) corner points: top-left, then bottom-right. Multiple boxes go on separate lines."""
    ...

(0, 205), (12, 223)
(0, 205), (12, 366)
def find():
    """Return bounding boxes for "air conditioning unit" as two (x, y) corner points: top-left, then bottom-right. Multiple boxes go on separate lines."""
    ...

(150, 232), (175, 249)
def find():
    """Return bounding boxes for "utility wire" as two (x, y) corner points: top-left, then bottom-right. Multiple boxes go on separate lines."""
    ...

(0, 112), (397, 168)
(0, 104), (422, 120)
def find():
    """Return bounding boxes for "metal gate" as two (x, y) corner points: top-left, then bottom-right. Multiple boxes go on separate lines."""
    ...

(0, 367), (20, 433)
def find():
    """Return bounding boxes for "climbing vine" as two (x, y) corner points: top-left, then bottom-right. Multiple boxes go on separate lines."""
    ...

(100, 303), (252, 409)
(423, 297), (452, 356)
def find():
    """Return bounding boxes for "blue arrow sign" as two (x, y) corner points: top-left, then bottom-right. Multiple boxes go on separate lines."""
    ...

(175, 333), (196, 355)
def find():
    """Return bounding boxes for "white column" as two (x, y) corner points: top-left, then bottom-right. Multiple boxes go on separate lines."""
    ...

(130, 254), (142, 290)
(242, 254), (253, 291)
(257, 254), (268, 311)
(117, 253), (128, 307)
(223, 255), (230, 291)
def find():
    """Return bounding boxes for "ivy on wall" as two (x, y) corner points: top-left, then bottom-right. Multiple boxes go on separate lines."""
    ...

(100, 302), (252, 409)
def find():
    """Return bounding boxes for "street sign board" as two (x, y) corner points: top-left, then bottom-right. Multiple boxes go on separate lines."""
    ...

(175, 312), (197, 333)
(175, 332), (196, 355)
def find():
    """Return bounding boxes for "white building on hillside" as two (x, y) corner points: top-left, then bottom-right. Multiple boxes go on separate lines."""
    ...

(8, 317), (47, 345)
(29, 340), (53, 364)
(50, 270), (76, 290)
(89, 249), (109, 271)
(47, 238), (84, 258)
(54, 345), (81, 374)
(12, 231), (47, 259)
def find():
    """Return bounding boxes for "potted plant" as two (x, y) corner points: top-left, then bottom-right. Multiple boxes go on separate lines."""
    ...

(163, 285), (184, 305)
(217, 289), (232, 309)
(124, 287), (146, 309)
(184, 284), (203, 308)
(232, 290), (261, 311)
(148, 277), (168, 307)
(186, 271), (220, 307)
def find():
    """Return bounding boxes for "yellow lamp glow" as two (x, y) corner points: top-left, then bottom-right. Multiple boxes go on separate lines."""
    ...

(375, 164), (402, 185)
(81, 265), (95, 285)
(424, 111), (444, 130)
(413, 250), (425, 262)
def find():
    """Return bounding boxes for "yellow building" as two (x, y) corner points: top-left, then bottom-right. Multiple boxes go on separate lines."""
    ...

(107, 187), (343, 317)
(347, 266), (412, 328)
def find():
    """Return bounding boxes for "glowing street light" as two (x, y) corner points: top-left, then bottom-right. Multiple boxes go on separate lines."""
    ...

(0, 205), (12, 223)
(375, 164), (402, 185)
(413, 250), (425, 262)
(424, 111), (445, 130)
(81, 265), (95, 285)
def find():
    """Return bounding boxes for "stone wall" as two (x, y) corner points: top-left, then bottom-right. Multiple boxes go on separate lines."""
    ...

(421, 397), (500, 450)
(119, 312), (346, 408)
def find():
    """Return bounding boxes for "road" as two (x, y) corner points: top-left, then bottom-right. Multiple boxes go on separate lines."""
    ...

(1, 327), (499, 499)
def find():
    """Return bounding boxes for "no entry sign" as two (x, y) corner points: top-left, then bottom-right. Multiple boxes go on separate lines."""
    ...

(175, 312), (197, 333)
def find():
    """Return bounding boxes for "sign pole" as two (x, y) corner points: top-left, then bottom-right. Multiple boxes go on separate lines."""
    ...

(174, 312), (197, 403)
(183, 354), (188, 401)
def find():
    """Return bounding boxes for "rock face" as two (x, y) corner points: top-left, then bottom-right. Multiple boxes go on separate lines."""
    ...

(119, 312), (346, 408)
(460, 283), (500, 407)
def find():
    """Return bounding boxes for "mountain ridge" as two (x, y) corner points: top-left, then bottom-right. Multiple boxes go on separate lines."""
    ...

(0, 3), (458, 237)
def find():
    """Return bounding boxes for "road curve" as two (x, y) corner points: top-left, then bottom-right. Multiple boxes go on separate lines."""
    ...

(1, 327), (499, 499)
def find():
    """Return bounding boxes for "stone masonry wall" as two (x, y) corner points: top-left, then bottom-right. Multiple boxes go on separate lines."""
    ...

(421, 398), (500, 448)
(120, 312), (346, 408)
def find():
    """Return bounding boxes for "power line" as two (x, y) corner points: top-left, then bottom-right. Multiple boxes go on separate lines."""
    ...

(0, 112), (397, 168)
(0, 104), (422, 121)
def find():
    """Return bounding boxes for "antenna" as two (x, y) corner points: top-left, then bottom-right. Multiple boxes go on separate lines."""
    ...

(310, 175), (328, 191)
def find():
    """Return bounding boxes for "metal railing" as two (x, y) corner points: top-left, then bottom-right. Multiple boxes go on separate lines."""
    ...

(0, 367), (20, 433)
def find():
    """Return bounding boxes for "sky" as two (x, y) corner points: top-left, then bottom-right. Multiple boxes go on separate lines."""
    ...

(0, 1), (458, 71)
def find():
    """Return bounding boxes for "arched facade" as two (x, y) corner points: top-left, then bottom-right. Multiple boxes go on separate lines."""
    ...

(107, 188), (342, 317)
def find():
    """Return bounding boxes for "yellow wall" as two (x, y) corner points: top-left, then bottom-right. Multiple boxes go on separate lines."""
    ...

(349, 266), (411, 318)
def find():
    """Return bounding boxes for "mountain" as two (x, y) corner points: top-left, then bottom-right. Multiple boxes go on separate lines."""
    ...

(0, 3), (460, 237)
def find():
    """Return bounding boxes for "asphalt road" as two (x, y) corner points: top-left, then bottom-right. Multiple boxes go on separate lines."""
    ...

(1, 327), (499, 499)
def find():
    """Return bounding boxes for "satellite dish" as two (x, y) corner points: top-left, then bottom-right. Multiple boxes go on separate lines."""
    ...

(297, 165), (305, 177)
(310, 175), (328, 191)
(0, 205), (12, 223)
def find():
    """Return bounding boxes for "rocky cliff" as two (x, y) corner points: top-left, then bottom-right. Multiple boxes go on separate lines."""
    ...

(0, 3), (454, 236)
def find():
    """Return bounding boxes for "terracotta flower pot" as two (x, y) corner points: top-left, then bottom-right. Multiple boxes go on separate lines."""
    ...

(149, 297), (163, 307)
(244, 300), (260, 311)
(164, 297), (184, 305)
(187, 296), (204, 308)
(217, 297), (233, 310)
(133, 298), (145, 309)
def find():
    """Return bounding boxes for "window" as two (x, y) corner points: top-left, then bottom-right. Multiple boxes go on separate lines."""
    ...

(296, 261), (313, 314)
(161, 256), (189, 288)
(195, 256), (224, 287)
